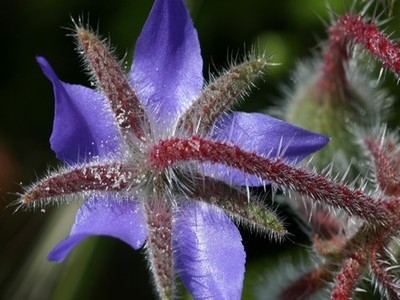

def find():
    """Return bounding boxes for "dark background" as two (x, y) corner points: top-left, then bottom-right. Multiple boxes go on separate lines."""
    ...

(1, 0), (399, 299)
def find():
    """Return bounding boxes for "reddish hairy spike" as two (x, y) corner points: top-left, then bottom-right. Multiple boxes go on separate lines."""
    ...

(22, 163), (133, 204)
(370, 245), (400, 299)
(143, 200), (174, 299)
(177, 57), (268, 136)
(148, 136), (392, 222)
(331, 255), (365, 300)
(319, 14), (400, 94)
(364, 137), (400, 196)
(77, 28), (149, 141)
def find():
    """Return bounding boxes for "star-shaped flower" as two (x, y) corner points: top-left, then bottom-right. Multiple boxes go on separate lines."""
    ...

(23, 0), (328, 298)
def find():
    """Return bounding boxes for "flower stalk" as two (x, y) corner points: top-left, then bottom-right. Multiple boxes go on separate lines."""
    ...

(318, 14), (400, 95)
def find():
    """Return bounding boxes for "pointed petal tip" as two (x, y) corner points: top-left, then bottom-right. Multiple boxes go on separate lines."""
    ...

(130, 0), (203, 126)
(317, 132), (331, 145)
(214, 112), (331, 156)
(207, 112), (331, 186)
(47, 234), (87, 263)
(310, 132), (330, 151)
(36, 56), (58, 82)
(35, 55), (46, 65)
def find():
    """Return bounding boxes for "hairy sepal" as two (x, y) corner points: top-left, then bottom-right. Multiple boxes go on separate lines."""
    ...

(177, 54), (269, 136)
(74, 25), (149, 141)
(190, 176), (287, 239)
(20, 161), (135, 209)
(149, 136), (391, 223)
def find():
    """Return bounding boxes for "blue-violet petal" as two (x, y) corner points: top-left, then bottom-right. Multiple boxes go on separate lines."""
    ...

(48, 196), (147, 262)
(37, 56), (121, 163)
(129, 0), (203, 129)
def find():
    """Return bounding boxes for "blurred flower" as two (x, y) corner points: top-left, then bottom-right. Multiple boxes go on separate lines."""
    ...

(263, 4), (400, 299)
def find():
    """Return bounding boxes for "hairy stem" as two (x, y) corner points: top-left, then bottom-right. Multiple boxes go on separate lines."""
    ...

(370, 245), (400, 299)
(318, 14), (400, 94)
(330, 255), (365, 300)
(364, 137), (400, 196)
(144, 200), (174, 300)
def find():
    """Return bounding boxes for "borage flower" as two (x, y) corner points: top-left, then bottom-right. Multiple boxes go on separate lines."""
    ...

(23, 0), (328, 299)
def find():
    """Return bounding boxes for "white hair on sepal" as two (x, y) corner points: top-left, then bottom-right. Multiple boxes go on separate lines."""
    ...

(227, 185), (282, 236)
(16, 151), (139, 211)
(175, 46), (272, 138)
(182, 170), (287, 239)
(68, 17), (114, 88)
(16, 184), (85, 213)
(223, 195), (287, 241)
(12, 147), (86, 212)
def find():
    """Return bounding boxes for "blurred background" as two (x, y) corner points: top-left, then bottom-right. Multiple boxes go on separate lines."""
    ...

(1, 0), (400, 299)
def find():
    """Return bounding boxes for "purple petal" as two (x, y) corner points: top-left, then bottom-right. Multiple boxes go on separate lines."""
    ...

(129, 0), (203, 128)
(37, 57), (121, 163)
(48, 196), (147, 262)
(174, 202), (245, 300)
(205, 112), (329, 186)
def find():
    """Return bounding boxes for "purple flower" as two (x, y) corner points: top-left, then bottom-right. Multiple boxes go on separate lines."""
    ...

(26, 0), (329, 298)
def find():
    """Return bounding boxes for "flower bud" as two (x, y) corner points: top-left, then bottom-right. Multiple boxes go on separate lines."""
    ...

(280, 59), (390, 174)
